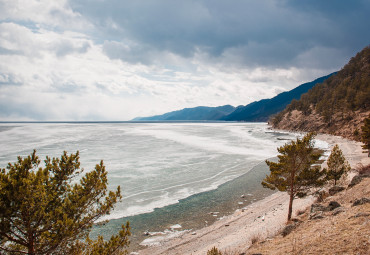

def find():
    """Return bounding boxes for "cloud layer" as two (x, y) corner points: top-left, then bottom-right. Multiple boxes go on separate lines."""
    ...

(0, 0), (369, 120)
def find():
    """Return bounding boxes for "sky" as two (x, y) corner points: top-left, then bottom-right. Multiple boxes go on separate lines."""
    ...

(0, 0), (369, 121)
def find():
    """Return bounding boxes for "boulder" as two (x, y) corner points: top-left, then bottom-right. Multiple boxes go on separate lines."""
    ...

(309, 211), (324, 220)
(350, 212), (370, 218)
(352, 198), (370, 207)
(310, 203), (328, 213)
(348, 175), (363, 188)
(328, 201), (341, 211)
(332, 207), (345, 216)
(329, 186), (345, 196)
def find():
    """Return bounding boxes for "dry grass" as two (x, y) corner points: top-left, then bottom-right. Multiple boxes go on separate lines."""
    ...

(246, 178), (370, 255)
(295, 207), (307, 216)
(356, 163), (370, 176)
(250, 233), (261, 245)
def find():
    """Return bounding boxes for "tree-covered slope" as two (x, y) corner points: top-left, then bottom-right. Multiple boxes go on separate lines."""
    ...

(134, 105), (236, 121)
(272, 45), (370, 140)
(222, 73), (335, 122)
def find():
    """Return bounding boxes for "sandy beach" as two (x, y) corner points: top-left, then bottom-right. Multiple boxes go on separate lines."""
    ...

(136, 133), (370, 255)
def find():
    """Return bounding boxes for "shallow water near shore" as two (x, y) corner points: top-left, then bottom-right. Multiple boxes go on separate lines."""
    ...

(90, 159), (276, 252)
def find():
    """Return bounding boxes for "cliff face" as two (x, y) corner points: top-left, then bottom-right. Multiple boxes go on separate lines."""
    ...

(272, 46), (370, 140)
(274, 109), (370, 140)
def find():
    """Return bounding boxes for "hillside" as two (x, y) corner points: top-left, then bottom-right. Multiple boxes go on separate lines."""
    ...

(222, 73), (335, 122)
(134, 74), (334, 122)
(247, 171), (370, 255)
(133, 105), (235, 121)
(272, 46), (370, 140)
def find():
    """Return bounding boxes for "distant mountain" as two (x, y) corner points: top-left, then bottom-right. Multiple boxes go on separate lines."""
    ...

(134, 105), (236, 121)
(272, 45), (370, 140)
(221, 73), (335, 122)
(133, 73), (335, 122)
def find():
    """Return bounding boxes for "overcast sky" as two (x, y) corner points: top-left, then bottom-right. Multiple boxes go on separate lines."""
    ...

(0, 0), (369, 121)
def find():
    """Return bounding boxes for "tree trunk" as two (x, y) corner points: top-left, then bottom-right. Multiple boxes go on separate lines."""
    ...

(28, 231), (35, 255)
(287, 191), (294, 221)
(288, 168), (296, 222)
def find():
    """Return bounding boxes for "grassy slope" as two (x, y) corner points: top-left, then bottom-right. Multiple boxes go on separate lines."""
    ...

(246, 177), (370, 255)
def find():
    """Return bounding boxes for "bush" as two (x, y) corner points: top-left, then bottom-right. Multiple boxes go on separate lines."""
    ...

(207, 247), (223, 255)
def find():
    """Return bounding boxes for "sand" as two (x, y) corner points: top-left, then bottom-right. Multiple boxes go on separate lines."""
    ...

(135, 134), (370, 255)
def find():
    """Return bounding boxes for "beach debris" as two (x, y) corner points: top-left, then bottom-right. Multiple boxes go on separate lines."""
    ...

(191, 232), (197, 235)
(225, 224), (230, 227)
(238, 202), (243, 205)
(261, 215), (265, 221)
(241, 194), (246, 198)
(143, 231), (151, 236)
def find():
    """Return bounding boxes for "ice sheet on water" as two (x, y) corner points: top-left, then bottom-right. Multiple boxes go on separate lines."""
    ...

(0, 122), (297, 220)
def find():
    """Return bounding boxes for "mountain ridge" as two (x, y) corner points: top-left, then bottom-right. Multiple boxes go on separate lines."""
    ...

(133, 74), (335, 122)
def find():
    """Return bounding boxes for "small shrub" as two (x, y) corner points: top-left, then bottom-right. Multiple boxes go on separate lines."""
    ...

(207, 247), (223, 255)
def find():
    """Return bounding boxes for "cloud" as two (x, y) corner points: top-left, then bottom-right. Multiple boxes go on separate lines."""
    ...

(70, 0), (370, 69)
(0, 0), (369, 120)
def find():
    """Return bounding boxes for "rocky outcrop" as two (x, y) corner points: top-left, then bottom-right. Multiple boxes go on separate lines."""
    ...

(273, 109), (370, 141)
(329, 186), (345, 196)
(352, 197), (370, 206)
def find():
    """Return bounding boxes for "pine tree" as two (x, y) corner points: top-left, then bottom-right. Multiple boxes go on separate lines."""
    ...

(262, 133), (326, 221)
(325, 144), (351, 186)
(361, 114), (370, 157)
(0, 150), (130, 255)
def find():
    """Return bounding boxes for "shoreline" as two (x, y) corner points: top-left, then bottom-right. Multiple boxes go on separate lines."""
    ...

(136, 133), (370, 255)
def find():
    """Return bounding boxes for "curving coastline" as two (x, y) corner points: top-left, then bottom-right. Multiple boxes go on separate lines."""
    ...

(136, 133), (370, 255)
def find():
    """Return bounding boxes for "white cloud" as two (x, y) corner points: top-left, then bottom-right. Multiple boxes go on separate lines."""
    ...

(0, 0), (368, 121)
(0, 0), (90, 30)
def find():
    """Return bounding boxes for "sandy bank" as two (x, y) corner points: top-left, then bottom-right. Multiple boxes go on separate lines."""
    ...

(136, 134), (369, 255)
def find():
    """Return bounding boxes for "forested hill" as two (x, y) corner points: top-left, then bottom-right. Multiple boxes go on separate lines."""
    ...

(133, 105), (236, 121)
(221, 73), (335, 122)
(272, 45), (370, 140)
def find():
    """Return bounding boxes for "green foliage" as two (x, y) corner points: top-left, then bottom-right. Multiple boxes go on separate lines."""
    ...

(325, 144), (351, 186)
(207, 247), (223, 255)
(274, 45), (370, 127)
(262, 133), (325, 221)
(0, 150), (130, 255)
(361, 114), (370, 156)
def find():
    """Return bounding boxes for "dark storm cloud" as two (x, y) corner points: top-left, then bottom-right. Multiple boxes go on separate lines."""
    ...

(69, 0), (370, 68)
